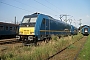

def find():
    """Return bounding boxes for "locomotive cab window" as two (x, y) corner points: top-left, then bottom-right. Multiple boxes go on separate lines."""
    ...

(30, 17), (37, 23)
(21, 16), (37, 27)
(22, 17), (37, 23)
(22, 18), (30, 23)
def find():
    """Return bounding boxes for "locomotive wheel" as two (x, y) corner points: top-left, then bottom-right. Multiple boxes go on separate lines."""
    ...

(45, 38), (49, 43)
(34, 37), (38, 46)
(58, 36), (61, 39)
(19, 38), (22, 41)
(48, 37), (52, 40)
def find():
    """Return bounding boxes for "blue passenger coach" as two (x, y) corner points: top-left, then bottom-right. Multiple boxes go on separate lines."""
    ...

(17, 13), (77, 43)
(0, 22), (19, 38)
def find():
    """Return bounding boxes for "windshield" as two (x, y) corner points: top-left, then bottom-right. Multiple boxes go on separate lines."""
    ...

(22, 17), (37, 23)
(21, 17), (37, 27)
(30, 17), (37, 23)
(22, 18), (30, 23)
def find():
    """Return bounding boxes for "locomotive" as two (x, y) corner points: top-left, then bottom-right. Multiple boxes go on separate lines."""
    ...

(81, 25), (90, 36)
(16, 13), (77, 44)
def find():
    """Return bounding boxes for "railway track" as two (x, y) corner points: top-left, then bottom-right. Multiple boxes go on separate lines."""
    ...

(73, 36), (87, 60)
(0, 38), (19, 45)
(46, 36), (87, 60)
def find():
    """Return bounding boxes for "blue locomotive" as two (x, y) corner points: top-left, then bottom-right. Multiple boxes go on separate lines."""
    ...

(81, 25), (90, 36)
(17, 13), (77, 43)
(0, 22), (19, 39)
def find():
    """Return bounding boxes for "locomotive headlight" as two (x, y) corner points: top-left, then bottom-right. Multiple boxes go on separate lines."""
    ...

(19, 32), (23, 34)
(30, 32), (34, 34)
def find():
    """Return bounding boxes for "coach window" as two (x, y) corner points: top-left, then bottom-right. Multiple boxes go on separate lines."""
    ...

(6, 26), (8, 30)
(0, 26), (4, 30)
(10, 27), (13, 30)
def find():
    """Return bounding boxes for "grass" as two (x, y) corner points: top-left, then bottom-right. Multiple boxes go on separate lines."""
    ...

(0, 33), (83, 60)
(68, 45), (76, 49)
(77, 34), (90, 60)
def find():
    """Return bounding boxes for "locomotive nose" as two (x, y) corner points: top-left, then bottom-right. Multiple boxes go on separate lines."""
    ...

(19, 27), (35, 35)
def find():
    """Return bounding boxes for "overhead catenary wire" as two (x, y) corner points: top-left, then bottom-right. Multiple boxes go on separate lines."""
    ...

(44, 0), (66, 14)
(44, 0), (78, 25)
(13, 0), (54, 15)
(33, 0), (60, 15)
(0, 1), (79, 27)
(44, 0), (74, 23)
(0, 1), (60, 23)
(0, 0), (70, 19)
(13, 0), (40, 11)
(0, 1), (33, 13)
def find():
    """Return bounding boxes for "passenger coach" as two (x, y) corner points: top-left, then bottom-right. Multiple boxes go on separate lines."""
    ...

(0, 22), (19, 38)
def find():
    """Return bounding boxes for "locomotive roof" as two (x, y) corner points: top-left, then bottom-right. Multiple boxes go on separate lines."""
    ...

(23, 12), (73, 26)
(78, 25), (90, 30)
(0, 22), (19, 26)
(24, 12), (54, 18)
(24, 12), (40, 17)
(82, 25), (90, 27)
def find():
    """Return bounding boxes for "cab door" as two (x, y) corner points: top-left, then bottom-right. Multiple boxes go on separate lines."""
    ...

(40, 18), (50, 37)
(45, 19), (49, 35)
(40, 18), (46, 36)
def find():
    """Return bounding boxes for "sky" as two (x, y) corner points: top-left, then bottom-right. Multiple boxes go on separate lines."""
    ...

(0, 0), (90, 28)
